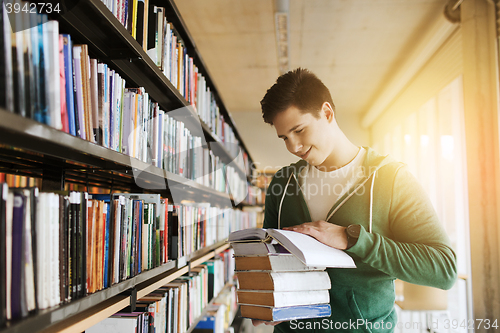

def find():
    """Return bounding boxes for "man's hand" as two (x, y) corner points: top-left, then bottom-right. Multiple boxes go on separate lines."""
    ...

(252, 320), (284, 326)
(283, 220), (348, 250)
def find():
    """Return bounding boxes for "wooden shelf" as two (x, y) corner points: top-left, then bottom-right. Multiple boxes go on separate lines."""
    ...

(185, 280), (236, 333)
(0, 109), (237, 206)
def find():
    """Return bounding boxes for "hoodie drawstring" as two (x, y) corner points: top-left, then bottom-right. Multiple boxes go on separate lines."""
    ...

(278, 170), (377, 233)
(369, 170), (377, 233)
(278, 174), (294, 229)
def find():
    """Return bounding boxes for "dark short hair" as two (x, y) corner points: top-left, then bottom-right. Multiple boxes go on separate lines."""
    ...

(260, 68), (335, 125)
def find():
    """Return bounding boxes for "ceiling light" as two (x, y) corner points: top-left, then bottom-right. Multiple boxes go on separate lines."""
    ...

(275, 0), (290, 74)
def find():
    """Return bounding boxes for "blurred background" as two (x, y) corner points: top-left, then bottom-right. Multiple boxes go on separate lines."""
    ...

(175, 0), (499, 332)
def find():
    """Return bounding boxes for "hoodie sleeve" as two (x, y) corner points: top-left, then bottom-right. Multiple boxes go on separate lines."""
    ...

(346, 165), (458, 290)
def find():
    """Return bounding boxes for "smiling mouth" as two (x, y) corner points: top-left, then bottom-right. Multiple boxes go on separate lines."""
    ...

(300, 147), (311, 159)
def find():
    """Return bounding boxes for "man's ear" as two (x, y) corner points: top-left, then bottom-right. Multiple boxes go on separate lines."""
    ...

(322, 102), (335, 122)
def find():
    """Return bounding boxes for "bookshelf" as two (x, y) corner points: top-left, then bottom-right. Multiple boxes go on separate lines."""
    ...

(185, 279), (237, 333)
(0, 242), (229, 333)
(45, 0), (251, 178)
(0, 0), (257, 332)
(0, 109), (235, 204)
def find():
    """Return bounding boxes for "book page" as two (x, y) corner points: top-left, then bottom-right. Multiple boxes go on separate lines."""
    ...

(228, 228), (268, 242)
(268, 229), (355, 268)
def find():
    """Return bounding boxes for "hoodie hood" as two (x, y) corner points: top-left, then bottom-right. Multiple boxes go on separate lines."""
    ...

(286, 146), (398, 180)
(274, 146), (400, 229)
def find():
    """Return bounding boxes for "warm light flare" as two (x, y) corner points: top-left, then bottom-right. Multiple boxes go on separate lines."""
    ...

(440, 135), (454, 160)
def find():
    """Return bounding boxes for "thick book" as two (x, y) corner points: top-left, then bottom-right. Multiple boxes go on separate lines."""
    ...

(35, 14), (47, 123)
(62, 34), (76, 136)
(72, 45), (86, 140)
(228, 228), (356, 268)
(236, 271), (331, 292)
(237, 289), (329, 308)
(89, 59), (100, 144)
(21, 188), (36, 313)
(79, 192), (88, 297)
(23, 9), (35, 120)
(97, 63), (107, 146)
(135, 0), (145, 47)
(103, 201), (112, 288)
(80, 45), (95, 143)
(45, 20), (62, 130)
(1, 4), (14, 112)
(59, 35), (69, 133)
(10, 190), (27, 319)
(60, 195), (69, 303)
(240, 303), (331, 322)
(234, 254), (325, 272)
(11, 3), (26, 118)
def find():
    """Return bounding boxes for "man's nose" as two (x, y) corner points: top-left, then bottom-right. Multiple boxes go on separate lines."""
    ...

(288, 137), (303, 154)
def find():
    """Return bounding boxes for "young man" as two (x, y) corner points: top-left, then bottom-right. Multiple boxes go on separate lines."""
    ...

(256, 68), (457, 332)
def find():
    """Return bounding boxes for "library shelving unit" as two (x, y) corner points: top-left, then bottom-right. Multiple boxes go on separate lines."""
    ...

(0, 0), (255, 332)
(185, 279), (238, 333)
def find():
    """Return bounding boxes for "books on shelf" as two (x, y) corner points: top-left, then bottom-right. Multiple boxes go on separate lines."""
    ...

(0, 183), (257, 324)
(2, 9), (251, 193)
(194, 283), (238, 333)
(0, 1), (258, 333)
(101, 0), (247, 165)
(86, 248), (235, 333)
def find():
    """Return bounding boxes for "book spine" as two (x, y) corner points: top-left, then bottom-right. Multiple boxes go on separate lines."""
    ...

(81, 193), (87, 297)
(11, 191), (25, 319)
(103, 202), (110, 288)
(62, 35), (76, 136)
(46, 20), (61, 129)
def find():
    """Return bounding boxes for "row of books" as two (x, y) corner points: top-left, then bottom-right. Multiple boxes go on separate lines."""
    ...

(172, 204), (258, 259)
(207, 249), (235, 302)
(87, 264), (208, 333)
(87, 249), (235, 333)
(0, 174), (41, 189)
(194, 285), (238, 333)
(245, 186), (265, 206)
(0, 6), (251, 189)
(1, 1), (60, 127)
(0, 184), (254, 325)
(100, 0), (247, 161)
(195, 251), (236, 333)
(159, 111), (246, 198)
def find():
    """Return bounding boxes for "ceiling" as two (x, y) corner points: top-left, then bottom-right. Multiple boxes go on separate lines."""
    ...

(174, 0), (450, 167)
(175, 0), (449, 114)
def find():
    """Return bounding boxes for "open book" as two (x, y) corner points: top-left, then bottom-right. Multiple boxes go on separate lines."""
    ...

(228, 228), (356, 268)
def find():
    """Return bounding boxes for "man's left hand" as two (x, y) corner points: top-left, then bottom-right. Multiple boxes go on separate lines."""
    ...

(283, 220), (348, 250)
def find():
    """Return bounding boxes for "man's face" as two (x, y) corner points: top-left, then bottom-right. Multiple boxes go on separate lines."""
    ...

(274, 104), (335, 167)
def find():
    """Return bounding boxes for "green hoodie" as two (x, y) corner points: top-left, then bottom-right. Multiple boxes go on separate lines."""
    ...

(263, 147), (457, 333)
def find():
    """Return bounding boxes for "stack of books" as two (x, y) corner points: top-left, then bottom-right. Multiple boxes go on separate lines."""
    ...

(228, 228), (356, 322)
